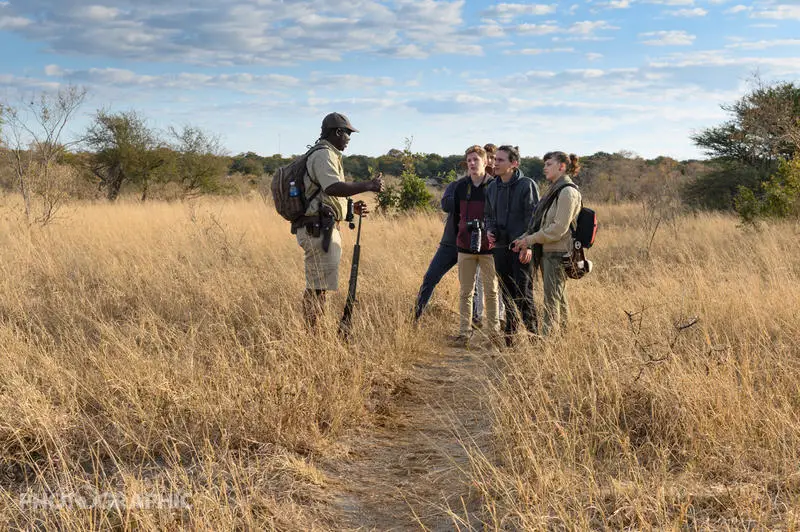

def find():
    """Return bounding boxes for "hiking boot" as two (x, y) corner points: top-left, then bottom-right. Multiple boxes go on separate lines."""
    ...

(504, 334), (515, 348)
(448, 334), (472, 348)
(525, 331), (545, 344)
(488, 332), (505, 350)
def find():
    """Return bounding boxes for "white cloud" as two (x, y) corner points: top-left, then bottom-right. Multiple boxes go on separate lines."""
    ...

(725, 38), (800, 50)
(646, 0), (695, 5)
(570, 20), (620, 36)
(77, 5), (120, 21)
(43, 64), (64, 76)
(597, 0), (632, 8)
(479, 21), (505, 37)
(0, 0), (479, 66)
(515, 23), (560, 35)
(41, 65), (306, 93)
(483, 3), (557, 22)
(504, 47), (574, 55)
(648, 50), (800, 77)
(586, 52), (604, 61)
(0, 15), (30, 28)
(725, 5), (749, 14)
(640, 30), (695, 45)
(751, 4), (800, 20)
(666, 7), (707, 16)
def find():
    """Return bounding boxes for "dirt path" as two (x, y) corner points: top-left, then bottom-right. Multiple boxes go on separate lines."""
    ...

(322, 341), (500, 531)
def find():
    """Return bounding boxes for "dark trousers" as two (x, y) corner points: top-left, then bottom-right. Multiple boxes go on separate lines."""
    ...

(493, 248), (537, 335)
(415, 245), (484, 320)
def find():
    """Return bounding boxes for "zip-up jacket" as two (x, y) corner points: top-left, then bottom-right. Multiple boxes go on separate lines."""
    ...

(485, 169), (539, 246)
(521, 175), (582, 253)
(452, 175), (492, 254)
(438, 176), (467, 247)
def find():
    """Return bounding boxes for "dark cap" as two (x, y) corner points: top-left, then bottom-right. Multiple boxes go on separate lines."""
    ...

(321, 112), (359, 133)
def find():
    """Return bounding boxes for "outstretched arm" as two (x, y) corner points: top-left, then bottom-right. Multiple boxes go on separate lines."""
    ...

(326, 175), (383, 197)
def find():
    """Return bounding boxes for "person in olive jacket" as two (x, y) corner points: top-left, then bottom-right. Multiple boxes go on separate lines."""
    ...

(485, 145), (540, 345)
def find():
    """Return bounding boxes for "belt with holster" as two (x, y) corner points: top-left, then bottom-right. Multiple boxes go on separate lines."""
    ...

(291, 207), (339, 252)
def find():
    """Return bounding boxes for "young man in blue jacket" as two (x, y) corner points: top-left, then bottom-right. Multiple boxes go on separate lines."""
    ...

(485, 145), (540, 346)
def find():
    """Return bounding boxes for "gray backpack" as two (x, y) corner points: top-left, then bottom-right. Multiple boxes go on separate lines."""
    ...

(271, 144), (328, 222)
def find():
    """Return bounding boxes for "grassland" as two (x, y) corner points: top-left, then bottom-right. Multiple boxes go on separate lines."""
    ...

(0, 196), (798, 529)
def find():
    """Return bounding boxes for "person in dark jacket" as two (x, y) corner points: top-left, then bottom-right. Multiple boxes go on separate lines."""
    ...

(451, 145), (500, 345)
(486, 145), (540, 345)
(413, 176), (465, 320)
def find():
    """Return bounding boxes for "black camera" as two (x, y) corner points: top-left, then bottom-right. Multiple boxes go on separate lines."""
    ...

(466, 219), (483, 253)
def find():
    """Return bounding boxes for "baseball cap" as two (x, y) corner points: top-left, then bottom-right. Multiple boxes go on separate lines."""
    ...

(321, 112), (359, 133)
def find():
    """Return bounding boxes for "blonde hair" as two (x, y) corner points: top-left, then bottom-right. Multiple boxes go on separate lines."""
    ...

(465, 144), (487, 159)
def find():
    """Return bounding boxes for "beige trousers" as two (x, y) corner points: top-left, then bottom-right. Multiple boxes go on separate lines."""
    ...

(457, 252), (499, 336)
(296, 226), (342, 291)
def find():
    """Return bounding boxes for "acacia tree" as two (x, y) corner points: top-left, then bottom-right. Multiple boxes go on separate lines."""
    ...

(0, 85), (87, 223)
(83, 110), (165, 201)
(686, 79), (800, 210)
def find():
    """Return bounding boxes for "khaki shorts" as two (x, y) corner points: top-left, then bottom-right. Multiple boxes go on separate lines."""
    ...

(296, 226), (342, 291)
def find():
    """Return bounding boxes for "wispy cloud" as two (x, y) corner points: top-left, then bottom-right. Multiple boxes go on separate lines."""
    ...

(503, 47), (575, 55)
(640, 30), (696, 45)
(514, 22), (560, 35)
(725, 38), (800, 50)
(0, 14), (30, 28)
(751, 4), (800, 20)
(646, 0), (695, 5)
(552, 20), (620, 41)
(0, 0), (479, 65)
(648, 50), (800, 77)
(482, 3), (557, 22)
(725, 5), (750, 14)
(594, 0), (632, 9)
(666, 7), (708, 16)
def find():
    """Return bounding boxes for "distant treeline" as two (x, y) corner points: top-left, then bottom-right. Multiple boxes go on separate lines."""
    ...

(230, 149), (708, 203)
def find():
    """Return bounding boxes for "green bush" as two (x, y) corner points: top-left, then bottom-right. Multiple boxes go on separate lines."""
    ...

(734, 157), (800, 223)
(398, 170), (432, 212)
(376, 184), (399, 213)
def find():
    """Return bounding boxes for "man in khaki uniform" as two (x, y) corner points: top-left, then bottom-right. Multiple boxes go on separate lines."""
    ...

(292, 112), (383, 327)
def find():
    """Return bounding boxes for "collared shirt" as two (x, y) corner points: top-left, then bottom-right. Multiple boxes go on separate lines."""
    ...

(304, 140), (346, 221)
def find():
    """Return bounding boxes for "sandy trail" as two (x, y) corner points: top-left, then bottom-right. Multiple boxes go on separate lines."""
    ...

(323, 342), (500, 531)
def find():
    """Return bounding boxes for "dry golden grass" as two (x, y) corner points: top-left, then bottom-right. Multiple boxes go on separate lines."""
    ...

(468, 203), (800, 529)
(0, 195), (798, 529)
(0, 195), (439, 529)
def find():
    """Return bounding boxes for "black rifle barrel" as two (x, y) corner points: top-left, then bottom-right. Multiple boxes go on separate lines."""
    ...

(338, 206), (362, 338)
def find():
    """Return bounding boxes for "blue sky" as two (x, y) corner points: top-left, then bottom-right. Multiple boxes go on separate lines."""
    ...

(1, 0), (799, 160)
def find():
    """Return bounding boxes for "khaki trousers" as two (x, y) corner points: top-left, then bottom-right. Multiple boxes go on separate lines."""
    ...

(296, 227), (342, 291)
(542, 252), (569, 335)
(457, 252), (499, 336)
